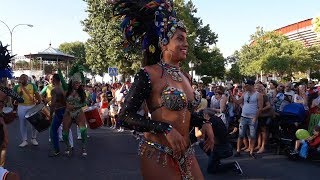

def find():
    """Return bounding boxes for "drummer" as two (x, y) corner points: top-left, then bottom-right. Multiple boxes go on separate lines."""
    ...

(13, 74), (42, 147)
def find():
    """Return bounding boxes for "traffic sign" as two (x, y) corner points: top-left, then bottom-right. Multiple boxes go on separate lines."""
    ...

(108, 67), (118, 77)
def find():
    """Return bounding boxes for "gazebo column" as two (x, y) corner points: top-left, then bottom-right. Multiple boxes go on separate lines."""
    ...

(56, 57), (58, 73)
(42, 57), (45, 76)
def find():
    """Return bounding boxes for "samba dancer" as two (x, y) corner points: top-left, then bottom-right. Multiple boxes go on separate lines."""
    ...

(43, 73), (74, 149)
(62, 65), (88, 157)
(114, 1), (214, 179)
(48, 74), (75, 157)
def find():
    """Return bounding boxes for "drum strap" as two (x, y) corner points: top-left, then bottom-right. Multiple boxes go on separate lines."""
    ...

(21, 85), (35, 103)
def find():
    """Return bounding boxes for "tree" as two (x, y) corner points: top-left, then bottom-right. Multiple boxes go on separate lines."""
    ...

(82, 0), (141, 76)
(15, 60), (29, 70)
(82, 0), (220, 79)
(44, 64), (55, 75)
(225, 51), (244, 83)
(194, 48), (225, 79)
(238, 27), (311, 79)
(175, 0), (220, 80)
(30, 60), (41, 70)
(201, 76), (213, 85)
(313, 16), (320, 33)
(226, 50), (240, 64)
(59, 41), (87, 69)
(308, 45), (320, 79)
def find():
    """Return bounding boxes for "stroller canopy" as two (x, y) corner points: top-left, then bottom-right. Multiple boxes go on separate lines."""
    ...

(280, 103), (306, 123)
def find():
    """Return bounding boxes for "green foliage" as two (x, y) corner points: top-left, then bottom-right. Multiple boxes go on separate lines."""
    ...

(226, 63), (242, 83)
(226, 51), (244, 83)
(201, 76), (213, 85)
(238, 27), (312, 79)
(313, 16), (320, 33)
(175, 0), (220, 81)
(226, 50), (239, 64)
(30, 60), (41, 70)
(82, 0), (141, 76)
(194, 48), (225, 79)
(308, 45), (320, 79)
(15, 60), (29, 70)
(59, 41), (86, 65)
(174, 0), (198, 70)
(44, 64), (55, 75)
(82, 0), (220, 78)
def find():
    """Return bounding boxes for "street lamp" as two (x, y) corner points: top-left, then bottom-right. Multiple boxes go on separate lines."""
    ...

(0, 20), (33, 67)
(188, 61), (194, 82)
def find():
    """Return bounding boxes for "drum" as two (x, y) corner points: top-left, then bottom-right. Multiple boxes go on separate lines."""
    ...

(84, 106), (103, 129)
(2, 107), (16, 124)
(25, 104), (50, 132)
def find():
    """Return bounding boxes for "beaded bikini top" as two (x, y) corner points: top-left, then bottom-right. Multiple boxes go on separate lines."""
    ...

(67, 95), (81, 106)
(161, 86), (201, 112)
(151, 61), (201, 113)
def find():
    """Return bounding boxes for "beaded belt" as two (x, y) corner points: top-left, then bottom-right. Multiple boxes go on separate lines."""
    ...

(138, 138), (195, 180)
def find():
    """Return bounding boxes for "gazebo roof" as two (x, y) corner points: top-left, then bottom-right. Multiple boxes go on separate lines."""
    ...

(24, 43), (75, 61)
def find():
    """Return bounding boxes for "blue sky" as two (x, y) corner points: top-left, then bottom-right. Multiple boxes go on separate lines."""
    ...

(0, 0), (319, 58)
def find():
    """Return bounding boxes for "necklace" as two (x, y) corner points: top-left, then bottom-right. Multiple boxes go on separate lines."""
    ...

(158, 60), (183, 82)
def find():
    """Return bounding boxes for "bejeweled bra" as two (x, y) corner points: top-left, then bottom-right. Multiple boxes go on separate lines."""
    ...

(159, 86), (201, 112)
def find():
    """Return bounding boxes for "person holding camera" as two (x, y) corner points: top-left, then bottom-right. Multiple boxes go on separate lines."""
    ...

(193, 108), (243, 175)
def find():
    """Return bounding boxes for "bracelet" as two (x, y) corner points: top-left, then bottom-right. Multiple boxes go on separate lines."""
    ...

(164, 125), (173, 136)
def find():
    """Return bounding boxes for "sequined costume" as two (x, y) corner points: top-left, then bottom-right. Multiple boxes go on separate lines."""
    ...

(66, 96), (86, 119)
(119, 69), (207, 180)
(0, 86), (24, 103)
(62, 64), (88, 157)
(150, 61), (201, 115)
(138, 138), (195, 179)
(114, 0), (208, 179)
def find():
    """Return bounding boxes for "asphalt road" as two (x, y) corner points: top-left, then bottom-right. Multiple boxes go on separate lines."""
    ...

(4, 119), (320, 180)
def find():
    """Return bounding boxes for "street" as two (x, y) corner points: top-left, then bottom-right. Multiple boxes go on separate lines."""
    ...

(4, 119), (320, 180)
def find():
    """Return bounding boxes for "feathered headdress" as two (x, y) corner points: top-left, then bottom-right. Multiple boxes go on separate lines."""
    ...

(0, 41), (14, 79)
(112, 0), (186, 54)
(68, 64), (85, 84)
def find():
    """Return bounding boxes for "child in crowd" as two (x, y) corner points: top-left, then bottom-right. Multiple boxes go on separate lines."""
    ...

(109, 99), (119, 129)
(292, 125), (320, 156)
(100, 91), (109, 126)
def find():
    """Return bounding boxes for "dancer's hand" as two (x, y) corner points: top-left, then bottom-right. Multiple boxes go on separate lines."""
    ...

(165, 128), (187, 159)
(201, 123), (214, 152)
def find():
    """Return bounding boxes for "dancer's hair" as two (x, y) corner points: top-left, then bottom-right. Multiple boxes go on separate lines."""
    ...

(112, 0), (186, 66)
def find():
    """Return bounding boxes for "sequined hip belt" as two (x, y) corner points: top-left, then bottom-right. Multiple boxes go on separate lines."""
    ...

(138, 138), (195, 180)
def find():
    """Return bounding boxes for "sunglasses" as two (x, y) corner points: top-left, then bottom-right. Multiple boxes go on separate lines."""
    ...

(247, 96), (250, 103)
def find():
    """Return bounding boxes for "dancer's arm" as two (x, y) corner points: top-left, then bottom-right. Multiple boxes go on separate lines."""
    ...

(58, 69), (68, 91)
(118, 69), (171, 133)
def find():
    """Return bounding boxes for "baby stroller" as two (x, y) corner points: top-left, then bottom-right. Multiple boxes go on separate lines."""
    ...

(276, 103), (306, 155)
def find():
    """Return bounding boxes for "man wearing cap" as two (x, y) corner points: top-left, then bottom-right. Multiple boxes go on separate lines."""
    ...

(267, 80), (278, 108)
(232, 79), (263, 158)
